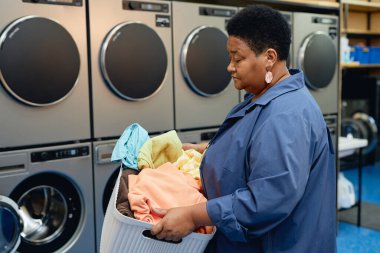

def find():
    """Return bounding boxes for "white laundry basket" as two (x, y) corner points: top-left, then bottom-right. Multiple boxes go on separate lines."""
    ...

(100, 168), (215, 253)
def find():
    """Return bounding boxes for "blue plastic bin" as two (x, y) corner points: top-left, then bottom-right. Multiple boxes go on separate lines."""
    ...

(350, 46), (371, 64)
(349, 46), (356, 62)
(369, 47), (380, 64)
(353, 46), (370, 64)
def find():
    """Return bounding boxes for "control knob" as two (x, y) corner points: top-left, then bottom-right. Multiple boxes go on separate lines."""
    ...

(40, 152), (49, 161)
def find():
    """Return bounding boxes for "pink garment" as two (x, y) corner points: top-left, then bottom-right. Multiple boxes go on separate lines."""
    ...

(128, 162), (213, 234)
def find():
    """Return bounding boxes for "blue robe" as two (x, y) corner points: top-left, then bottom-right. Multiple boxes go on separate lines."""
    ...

(201, 70), (336, 253)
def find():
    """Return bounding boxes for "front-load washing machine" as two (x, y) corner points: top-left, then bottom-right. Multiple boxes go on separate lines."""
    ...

(92, 140), (122, 251)
(293, 12), (339, 115)
(0, 143), (95, 253)
(0, 195), (22, 253)
(88, 0), (174, 139)
(282, 11), (294, 69)
(172, 2), (239, 131)
(0, 0), (91, 149)
(237, 8), (293, 102)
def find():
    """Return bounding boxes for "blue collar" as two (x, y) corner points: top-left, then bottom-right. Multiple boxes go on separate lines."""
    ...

(227, 69), (305, 119)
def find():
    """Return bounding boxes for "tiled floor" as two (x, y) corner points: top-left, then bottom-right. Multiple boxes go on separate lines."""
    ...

(338, 222), (380, 253)
(337, 163), (380, 252)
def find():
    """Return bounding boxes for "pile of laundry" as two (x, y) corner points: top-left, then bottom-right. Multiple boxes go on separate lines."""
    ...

(111, 123), (213, 234)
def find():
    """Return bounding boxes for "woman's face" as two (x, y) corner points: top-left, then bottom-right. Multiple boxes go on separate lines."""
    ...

(227, 36), (267, 95)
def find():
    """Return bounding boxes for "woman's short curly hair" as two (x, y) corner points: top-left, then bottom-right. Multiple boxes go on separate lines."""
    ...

(226, 5), (291, 61)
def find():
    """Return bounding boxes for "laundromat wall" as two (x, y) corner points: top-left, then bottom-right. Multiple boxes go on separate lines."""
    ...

(0, 0), (341, 252)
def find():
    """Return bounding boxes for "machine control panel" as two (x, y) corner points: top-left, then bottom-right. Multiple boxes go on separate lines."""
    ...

(123, 1), (169, 13)
(22, 0), (83, 6)
(96, 144), (114, 164)
(199, 7), (236, 17)
(329, 27), (338, 39)
(31, 146), (89, 162)
(312, 17), (337, 25)
(23, 0), (82, 6)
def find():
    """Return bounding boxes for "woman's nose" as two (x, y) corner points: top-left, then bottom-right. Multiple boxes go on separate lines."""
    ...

(227, 61), (235, 73)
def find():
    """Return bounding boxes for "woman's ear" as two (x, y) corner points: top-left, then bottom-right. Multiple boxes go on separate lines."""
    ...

(265, 48), (277, 69)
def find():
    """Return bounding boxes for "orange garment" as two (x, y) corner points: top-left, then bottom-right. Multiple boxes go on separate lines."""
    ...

(128, 162), (213, 234)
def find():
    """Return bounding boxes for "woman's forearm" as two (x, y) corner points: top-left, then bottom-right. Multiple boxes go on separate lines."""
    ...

(190, 202), (213, 227)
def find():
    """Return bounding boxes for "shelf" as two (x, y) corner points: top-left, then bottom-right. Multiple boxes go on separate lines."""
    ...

(341, 28), (380, 35)
(338, 136), (368, 158)
(177, 0), (340, 11)
(282, 0), (340, 8)
(341, 0), (380, 12)
(247, 0), (340, 11)
(341, 62), (380, 68)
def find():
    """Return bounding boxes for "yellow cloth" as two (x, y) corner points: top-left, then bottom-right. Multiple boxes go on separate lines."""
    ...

(174, 149), (203, 180)
(137, 130), (182, 170)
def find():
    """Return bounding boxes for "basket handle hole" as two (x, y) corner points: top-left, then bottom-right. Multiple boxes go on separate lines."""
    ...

(142, 230), (183, 244)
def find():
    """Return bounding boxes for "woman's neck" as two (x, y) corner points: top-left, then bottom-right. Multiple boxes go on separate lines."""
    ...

(252, 65), (290, 102)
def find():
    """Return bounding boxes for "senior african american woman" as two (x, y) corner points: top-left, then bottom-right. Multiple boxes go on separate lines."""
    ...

(151, 5), (336, 253)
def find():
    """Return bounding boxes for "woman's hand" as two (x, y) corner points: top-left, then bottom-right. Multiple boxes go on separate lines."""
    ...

(150, 202), (213, 242)
(150, 206), (196, 242)
(182, 142), (209, 154)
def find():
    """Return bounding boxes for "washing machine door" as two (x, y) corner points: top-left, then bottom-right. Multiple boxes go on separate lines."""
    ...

(0, 196), (22, 253)
(181, 26), (231, 97)
(0, 16), (80, 106)
(100, 21), (167, 101)
(298, 31), (337, 90)
(103, 168), (120, 214)
(9, 173), (82, 253)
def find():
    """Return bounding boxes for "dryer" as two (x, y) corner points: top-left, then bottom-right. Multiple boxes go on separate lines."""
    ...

(0, 143), (95, 253)
(0, 0), (91, 149)
(172, 2), (240, 132)
(293, 12), (339, 115)
(282, 11), (294, 70)
(92, 140), (122, 252)
(88, 0), (174, 139)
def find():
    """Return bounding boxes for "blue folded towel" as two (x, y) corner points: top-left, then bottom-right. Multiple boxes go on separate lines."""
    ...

(111, 123), (149, 170)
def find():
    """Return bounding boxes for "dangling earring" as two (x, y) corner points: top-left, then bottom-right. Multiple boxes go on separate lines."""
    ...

(265, 70), (273, 84)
